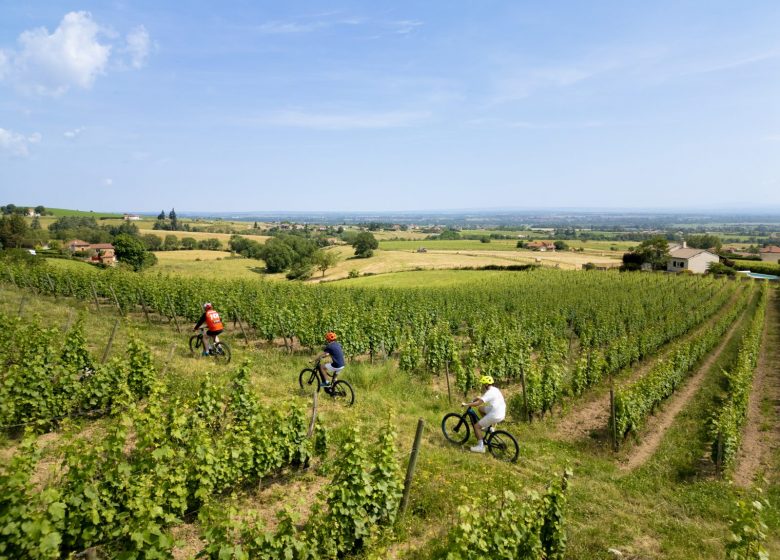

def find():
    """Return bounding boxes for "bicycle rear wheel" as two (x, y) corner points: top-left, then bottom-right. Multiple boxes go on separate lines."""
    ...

(213, 342), (231, 363)
(487, 430), (519, 463)
(441, 413), (470, 444)
(299, 368), (320, 393)
(329, 380), (354, 406)
(189, 334), (201, 355)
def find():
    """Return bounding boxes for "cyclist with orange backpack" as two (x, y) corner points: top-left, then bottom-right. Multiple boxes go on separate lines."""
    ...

(193, 302), (224, 355)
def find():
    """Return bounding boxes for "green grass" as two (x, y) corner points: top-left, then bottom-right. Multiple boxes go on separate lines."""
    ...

(2, 283), (778, 559)
(44, 207), (126, 218)
(331, 269), (524, 288)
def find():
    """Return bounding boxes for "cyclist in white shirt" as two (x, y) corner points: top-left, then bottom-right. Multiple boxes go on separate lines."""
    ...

(461, 375), (506, 453)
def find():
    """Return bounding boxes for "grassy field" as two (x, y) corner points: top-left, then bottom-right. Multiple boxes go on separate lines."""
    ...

(1, 282), (778, 559)
(138, 228), (270, 244)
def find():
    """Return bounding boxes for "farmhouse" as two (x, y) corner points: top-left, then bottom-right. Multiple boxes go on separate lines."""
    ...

(123, 213), (141, 221)
(667, 242), (719, 274)
(759, 245), (780, 263)
(66, 239), (117, 266)
(526, 241), (556, 252)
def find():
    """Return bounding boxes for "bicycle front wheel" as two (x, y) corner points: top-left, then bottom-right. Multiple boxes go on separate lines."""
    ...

(441, 413), (470, 444)
(330, 380), (355, 406)
(487, 430), (519, 463)
(189, 334), (201, 355)
(213, 342), (231, 363)
(298, 368), (320, 393)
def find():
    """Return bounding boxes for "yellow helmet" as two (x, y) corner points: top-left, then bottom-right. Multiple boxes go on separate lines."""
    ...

(479, 375), (494, 386)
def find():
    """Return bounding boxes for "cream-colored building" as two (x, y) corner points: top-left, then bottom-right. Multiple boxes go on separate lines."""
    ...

(667, 243), (719, 274)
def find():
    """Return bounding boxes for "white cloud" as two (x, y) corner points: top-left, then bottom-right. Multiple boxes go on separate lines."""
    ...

(388, 20), (422, 35)
(124, 26), (150, 69)
(0, 127), (41, 156)
(104, 178), (113, 186)
(64, 126), (86, 138)
(0, 11), (152, 96)
(260, 109), (430, 129)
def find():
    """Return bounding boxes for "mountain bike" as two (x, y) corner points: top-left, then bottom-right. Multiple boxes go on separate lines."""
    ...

(298, 358), (354, 406)
(441, 406), (519, 462)
(189, 327), (231, 363)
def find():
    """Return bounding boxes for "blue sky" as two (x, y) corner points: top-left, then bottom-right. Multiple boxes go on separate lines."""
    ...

(1, 1), (779, 213)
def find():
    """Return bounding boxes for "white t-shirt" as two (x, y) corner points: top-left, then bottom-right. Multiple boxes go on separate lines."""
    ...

(480, 386), (506, 419)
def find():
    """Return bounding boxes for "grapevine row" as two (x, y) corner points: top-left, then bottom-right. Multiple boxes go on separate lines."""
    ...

(0, 313), (155, 432)
(611, 283), (755, 439)
(709, 283), (768, 472)
(0, 363), (316, 559)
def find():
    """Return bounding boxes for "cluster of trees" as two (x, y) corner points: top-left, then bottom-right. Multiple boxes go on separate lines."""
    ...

(621, 236), (670, 271)
(1, 204), (49, 216)
(141, 234), (222, 252)
(153, 208), (190, 231)
(229, 234), (338, 280)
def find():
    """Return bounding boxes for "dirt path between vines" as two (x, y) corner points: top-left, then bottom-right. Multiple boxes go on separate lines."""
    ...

(618, 307), (749, 472)
(733, 288), (780, 486)
(553, 285), (745, 443)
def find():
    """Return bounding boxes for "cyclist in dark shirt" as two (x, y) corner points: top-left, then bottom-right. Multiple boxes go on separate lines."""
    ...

(315, 331), (344, 385)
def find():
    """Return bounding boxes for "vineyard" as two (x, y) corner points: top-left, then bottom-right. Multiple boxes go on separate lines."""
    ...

(0, 260), (778, 559)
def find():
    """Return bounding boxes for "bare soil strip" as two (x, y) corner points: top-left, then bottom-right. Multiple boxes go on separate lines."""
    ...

(553, 286), (744, 442)
(617, 308), (748, 472)
(733, 289), (780, 486)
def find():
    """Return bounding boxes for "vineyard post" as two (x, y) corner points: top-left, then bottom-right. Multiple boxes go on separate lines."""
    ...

(444, 360), (452, 404)
(45, 273), (57, 299)
(307, 387), (319, 438)
(380, 340), (387, 361)
(101, 319), (120, 364)
(610, 384), (618, 452)
(90, 283), (101, 314)
(109, 285), (124, 316)
(715, 431), (724, 476)
(17, 295), (26, 317)
(138, 291), (151, 324)
(236, 315), (250, 346)
(400, 418), (425, 518)
(63, 308), (75, 332)
(161, 343), (177, 376)
(167, 295), (181, 334)
(520, 366), (531, 422)
(8, 268), (16, 287)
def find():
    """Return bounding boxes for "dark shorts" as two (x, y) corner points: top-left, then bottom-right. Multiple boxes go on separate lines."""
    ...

(207, 329), (223, 337)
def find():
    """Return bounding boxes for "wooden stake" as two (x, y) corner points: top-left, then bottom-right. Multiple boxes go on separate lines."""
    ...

(45, 273), (57, 299)
(109, 285), (123, 316)
(610, 385), (618, 452)
(101, 319), (120, 364)
(520, 367), (530, 422)
(161, 343), (177, 376)
(400, 418), (425, 518)
(138, 291), (151, 324)
(444, 361), (452, 405)
(307, 388), (319, 437)
(236, 315), (250, 346)
(716, 431), (724, 476)
(63, 308), (75, 331)
(90, 283), (101, 313)
(17, 296), (26, 317)
(8, 268), (16, 287)
(167, 295), (181, 334)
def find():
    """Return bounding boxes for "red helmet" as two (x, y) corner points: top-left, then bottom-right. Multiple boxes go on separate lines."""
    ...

(325, 331), (337, 342)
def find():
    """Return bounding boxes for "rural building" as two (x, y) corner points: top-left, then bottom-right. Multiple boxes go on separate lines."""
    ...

(526, 241), (556, 252)
(759, 245), (780, 263)
(667, 242), (719, 274)
(123, 213), (141, 221)
(66, 240), (116, 266)
(66, 239), (92, 252)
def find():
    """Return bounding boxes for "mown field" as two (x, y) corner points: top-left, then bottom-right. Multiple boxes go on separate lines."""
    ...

(1, 260), (779, 559)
